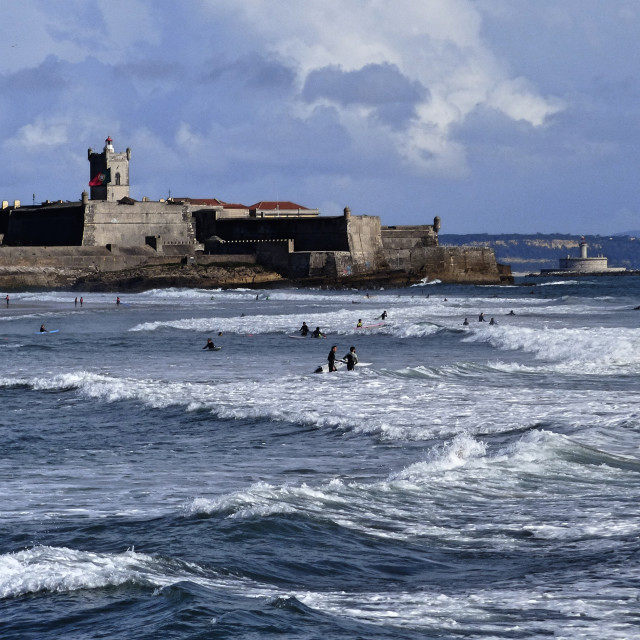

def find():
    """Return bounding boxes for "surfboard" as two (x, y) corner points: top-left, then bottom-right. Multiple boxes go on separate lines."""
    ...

(314, 361), (372, 373)
(204, 346), (222, 351)
(357, 322), (385, 329)
(289, 335), (307, 339)
(35, 329), (59, 334)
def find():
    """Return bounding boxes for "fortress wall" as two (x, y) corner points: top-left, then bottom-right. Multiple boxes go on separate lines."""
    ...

(83, 202), (196, 247)
(4, 206), (85, 246)
(206, 216), (350, 252)
(558, 257), (608, 272)
(192, 209), (219, 242)
(288, 251), (352, 279)
(381, 225), (438, 251)
(346, 216), (388, 273)
(418, 246), (501, 283)
(0, 246), (188, 272)
(195, 254), (257, 265)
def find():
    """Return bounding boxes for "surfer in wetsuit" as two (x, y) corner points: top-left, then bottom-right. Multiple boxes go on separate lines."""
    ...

(328, 345), (338, 372)
(478, 312), (486, 322)
(356, 319), (363, 328)
(343, 346), (358, 371)
(312, 326), (324, 338)
(463, 318), (469, 326)
(203, 338), (216, 349)
(380, 310), (387, 320)
(300, 322), (309, 336)
(40, 324), (48, 333)
(489, 317), (497, 325)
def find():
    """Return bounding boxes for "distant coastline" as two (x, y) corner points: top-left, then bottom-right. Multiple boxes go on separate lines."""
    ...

(440, 233), (640, 274)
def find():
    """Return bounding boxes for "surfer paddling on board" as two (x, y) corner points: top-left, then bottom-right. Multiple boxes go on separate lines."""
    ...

(356, 319), (363, 328)
(328, 345), (338, 372)
(203, 338), (216, 350)
(40, 324), (48, 333)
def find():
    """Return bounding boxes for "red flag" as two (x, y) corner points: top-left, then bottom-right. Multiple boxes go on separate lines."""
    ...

(89, 168), (111, 186)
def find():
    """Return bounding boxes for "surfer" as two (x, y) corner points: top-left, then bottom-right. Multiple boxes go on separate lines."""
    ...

(5, 294), (8, 306)
(40, 324), (48, 333)
(343, 346), (359, 371)
(356, 319), (363, 328)
(478, 312), (486, 322)
(202, 338), (216, 350)
(489, 317), (497, 325)
(379, 310), (387, 320)
(312, 326), (325, 338)
(300, 322), (309, 336)
(116, 297), (120, 306)
(508, 310), (515, 315)
(328, 345), (338, 372)
(463, 318), (469, 326)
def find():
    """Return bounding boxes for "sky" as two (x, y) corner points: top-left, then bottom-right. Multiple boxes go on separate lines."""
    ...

(1, 0), (639, 235)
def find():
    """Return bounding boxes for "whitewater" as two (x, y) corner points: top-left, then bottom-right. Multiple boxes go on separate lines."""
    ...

(1, 276), (639, 639)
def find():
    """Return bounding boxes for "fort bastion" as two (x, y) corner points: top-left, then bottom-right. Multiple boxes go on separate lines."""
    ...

(0, 137), (510, 289)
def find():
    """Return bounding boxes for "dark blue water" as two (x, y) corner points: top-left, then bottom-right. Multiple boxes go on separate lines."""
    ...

(2, 278), (640, 638)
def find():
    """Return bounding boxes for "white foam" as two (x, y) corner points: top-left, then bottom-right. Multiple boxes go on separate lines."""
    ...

(463, 324), (640, 373)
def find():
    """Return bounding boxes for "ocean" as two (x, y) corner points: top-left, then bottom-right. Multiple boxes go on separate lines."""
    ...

(1, 277), (639, 639)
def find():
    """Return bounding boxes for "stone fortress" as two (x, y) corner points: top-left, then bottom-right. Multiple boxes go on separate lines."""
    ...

(0, 137), (509, 289)
(540, 236), (626, 276)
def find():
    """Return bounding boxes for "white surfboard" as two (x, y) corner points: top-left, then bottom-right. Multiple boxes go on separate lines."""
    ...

(314, 361), (372, 373)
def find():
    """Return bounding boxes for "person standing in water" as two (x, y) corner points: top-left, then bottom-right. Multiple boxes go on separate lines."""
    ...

(343, 346), (359, 371)
(328, 345), (338, 372)
(299, 322), (309, 336)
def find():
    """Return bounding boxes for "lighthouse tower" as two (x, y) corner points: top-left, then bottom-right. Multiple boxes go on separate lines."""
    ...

(87, 136), (131, 201)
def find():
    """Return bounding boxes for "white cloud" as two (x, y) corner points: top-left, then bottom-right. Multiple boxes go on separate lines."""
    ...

(205, 0), (563, 177)
(7, 119), (69, 149)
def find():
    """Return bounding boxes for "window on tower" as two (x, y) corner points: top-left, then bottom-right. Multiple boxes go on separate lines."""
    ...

(115, 173), (121, 185)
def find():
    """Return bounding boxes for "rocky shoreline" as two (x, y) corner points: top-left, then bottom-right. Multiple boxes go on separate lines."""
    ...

(0, 261), (434, 292)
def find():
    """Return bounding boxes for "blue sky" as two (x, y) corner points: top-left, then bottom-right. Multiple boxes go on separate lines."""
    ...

(1, 0), (638, 234)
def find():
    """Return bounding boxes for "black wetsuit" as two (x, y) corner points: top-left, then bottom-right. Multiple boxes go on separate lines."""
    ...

(328, 349), (337, 372)
(344, 351), (358, 371)
(203, 342), (216, 350)
(300, 324), (309, 336)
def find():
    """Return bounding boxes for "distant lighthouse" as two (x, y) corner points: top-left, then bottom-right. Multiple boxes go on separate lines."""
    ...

(580, 236), (588, 259)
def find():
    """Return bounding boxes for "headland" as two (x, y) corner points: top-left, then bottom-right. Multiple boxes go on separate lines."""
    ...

(0, 137), (511, 291)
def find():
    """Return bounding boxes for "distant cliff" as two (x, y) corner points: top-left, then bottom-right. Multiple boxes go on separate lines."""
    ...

(439, 234), (640, 273)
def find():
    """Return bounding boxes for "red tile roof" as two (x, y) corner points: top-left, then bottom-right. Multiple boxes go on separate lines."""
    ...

(249, 201), (310, 210)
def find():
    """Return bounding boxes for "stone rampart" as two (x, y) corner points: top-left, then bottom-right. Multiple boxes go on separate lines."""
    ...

(3, 204), (85, 246)
(420, 246), (502, 283)
(83, 201), (197, 247)
(346, 216), (388, 273)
